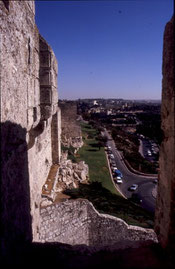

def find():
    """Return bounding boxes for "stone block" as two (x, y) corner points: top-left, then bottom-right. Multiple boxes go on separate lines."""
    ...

(40, 50), (51, 68)
(40, 69), (51, 86)
(31, 48), (40, 78)
(40, 104), (52, 121)
(26, 1), (35, 15)
(40, 87), (52, 104)
(39, 35), (49, 51)
(27, 107), (34, 130)
(52, 87), (58, 104)
(51, 70), (57, 88)
(51, 51), (58, 74)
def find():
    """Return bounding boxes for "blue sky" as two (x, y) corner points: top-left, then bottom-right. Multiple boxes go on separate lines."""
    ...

(35, 0), (173, 100)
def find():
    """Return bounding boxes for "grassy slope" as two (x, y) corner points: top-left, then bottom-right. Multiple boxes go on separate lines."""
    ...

(75, 122), (119, 195)
(67, 122), (154, 228)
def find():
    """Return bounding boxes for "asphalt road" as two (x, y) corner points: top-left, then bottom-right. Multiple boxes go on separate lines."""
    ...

(104, 129), (157, 214)
(139, 138), (158, 162)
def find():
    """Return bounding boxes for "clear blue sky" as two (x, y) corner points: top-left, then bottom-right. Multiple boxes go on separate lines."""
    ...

(35, 0), (173, 100)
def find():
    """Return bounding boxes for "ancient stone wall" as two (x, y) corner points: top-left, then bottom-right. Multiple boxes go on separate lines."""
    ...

(155, 16), (175, 252)
(59, 101), (83, 149)
(40, 199), (157, 246)
(1, 1), (175, 263)
(0, 0), (61, 250)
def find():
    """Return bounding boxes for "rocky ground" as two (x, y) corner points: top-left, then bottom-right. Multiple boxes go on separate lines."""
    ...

(41, 151), (89, 207)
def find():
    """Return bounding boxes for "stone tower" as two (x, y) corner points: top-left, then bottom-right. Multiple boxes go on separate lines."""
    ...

(0, 0), (61, 252)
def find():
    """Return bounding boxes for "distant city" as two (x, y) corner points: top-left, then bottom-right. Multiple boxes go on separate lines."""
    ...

(59, 98), (161, 174)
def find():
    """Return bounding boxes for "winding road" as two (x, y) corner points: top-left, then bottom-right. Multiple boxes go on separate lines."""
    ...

(104, 129), (157, 214)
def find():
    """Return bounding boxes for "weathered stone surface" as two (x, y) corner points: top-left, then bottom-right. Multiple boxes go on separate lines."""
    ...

(1, 2), (175, 267)
(59, 101), (83, 149)
(40, 199), (157, 246)
(0, 0), (61, 247)
(54, 159), (89, 193)
(155, 16), (175, 251)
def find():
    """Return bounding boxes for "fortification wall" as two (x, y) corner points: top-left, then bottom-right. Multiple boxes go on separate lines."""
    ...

(0, 0), (61, 250)
(40, 199), (157, 246)
(59, 101), (83, 149)
(1, 0), (175, 262)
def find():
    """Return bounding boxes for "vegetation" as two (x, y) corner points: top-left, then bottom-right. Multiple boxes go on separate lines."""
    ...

(63, 121), (155, 228)
(64, 182), (154, 228)
(111, 128), (158, 174)
(75, 122), (119, 195)
(136, 112), (162, 145)
(78, 100), (161, 174)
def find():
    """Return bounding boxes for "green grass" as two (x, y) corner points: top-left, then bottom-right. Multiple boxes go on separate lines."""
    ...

(75, 122), (120, 195)
(64, 182), (154, 228)
(64, 122), (154, 228)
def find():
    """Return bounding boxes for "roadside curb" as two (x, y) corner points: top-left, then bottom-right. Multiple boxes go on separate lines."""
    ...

(105, 129), (157, 178)
(119, 151), (158, 178)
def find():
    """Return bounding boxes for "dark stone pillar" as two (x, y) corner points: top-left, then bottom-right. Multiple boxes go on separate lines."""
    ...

(155, 16), (175, 252)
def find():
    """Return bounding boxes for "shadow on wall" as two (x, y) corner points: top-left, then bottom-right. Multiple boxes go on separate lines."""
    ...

(0, 121), (32, 262)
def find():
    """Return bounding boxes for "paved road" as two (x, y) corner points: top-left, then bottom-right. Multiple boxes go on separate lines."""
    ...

(104, 129), (157, 214)
(139, 138), (159, 162)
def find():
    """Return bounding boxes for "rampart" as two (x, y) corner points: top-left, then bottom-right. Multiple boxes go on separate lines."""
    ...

(40, 199), (157, 246)
(0, 0), (61, 250)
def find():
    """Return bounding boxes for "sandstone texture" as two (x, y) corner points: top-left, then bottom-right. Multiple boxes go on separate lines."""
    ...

(54, 155), (89, 193)
(40, 150), (89, 204)
(40, 199), (157, 246)
(1, 2), (175, 267)
(0, 0), (61, 248)
(59, 101), (83, 150)
(155, 15), (175, 252)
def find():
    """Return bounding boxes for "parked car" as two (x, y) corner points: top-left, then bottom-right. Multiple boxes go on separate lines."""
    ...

(112, 167), (118, 172)
(116, 177), (123, 184)
(153, 179), (158, 184)
(128, 184), (138, 191)
(114, 169), (123, 178)
(147, 150), (152, 156)
(110, 154), (114, 159)
(114, 177), (123, 184)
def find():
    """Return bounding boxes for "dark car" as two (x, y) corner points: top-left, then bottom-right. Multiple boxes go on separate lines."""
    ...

(114, 169), (123, 178)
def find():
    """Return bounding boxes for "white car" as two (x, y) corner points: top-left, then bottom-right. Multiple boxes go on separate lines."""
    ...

(112, 167), (118, 172)
(129, 184), (138, 191)
(153, 179), (158, 184)
(110, 154), (114, 159)
(115, 178), (123, 184)
(147, 150), (152, 156)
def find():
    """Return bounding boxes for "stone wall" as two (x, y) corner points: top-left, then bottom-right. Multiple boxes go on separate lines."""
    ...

(59, 101), (83, 149)
(1, 1), (175, 262)
(0, 0), (61, 251)
(40, 199), (157, 246)
(155, 15), (175, 252)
